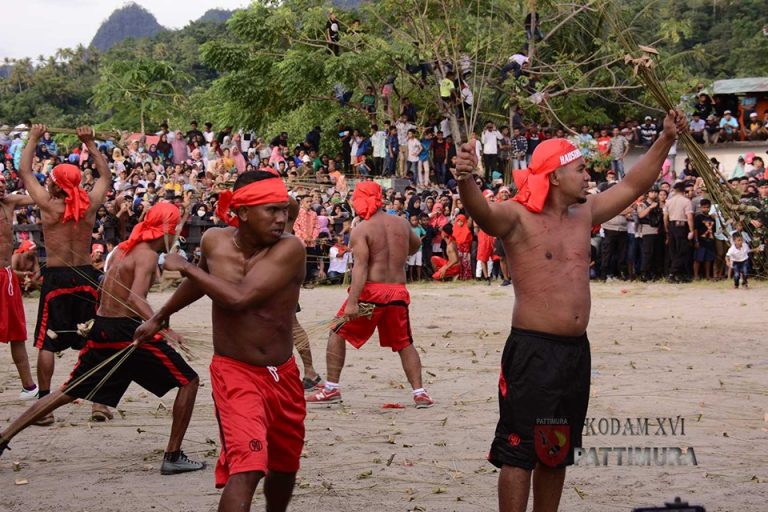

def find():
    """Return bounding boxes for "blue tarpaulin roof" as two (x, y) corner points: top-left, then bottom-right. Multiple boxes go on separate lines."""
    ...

(712, 77), (768, 95)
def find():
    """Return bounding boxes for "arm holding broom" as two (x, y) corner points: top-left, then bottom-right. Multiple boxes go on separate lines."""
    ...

(588, 109), (687, 225)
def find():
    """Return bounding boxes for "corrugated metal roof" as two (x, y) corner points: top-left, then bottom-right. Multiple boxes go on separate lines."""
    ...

(712, 77), (768, 95)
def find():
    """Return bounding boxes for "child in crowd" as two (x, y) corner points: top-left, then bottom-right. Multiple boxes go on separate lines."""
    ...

(725, 233), (763, 289)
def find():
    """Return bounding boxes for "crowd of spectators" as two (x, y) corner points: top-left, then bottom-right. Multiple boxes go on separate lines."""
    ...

(1, 85), (767, 288)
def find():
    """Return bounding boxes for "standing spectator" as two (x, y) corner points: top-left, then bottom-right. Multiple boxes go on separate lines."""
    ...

(395, 114), (415, 177)
(361, 87), (376, 123)
(381, 75), (397, 120)
(371, 124), (386, 175)
(576, 125), (594, 158)
(406, 214), (426, 281)
(498, 126), (512, 184)
(186, 121), (203, 145)
(432, 131), (449, 185)
(384, 126), (399, 177)
(726, 234), (761, 289)
(596, 128), (611, 156)
(693, 93), (712, 119)
(719, 110), (739, 142)
(663, 181), (694, 282)
(600, 202), (630, 280)
(481, 122), (503, 177)
(608, 127), (630, 179)
(637, 187), (663, 281)
(406, 129), (422, 184)
(639, 116), (658, 147)
(440, 71), (457, 104)
(693, 198), (715, 280)
(295, 196), (320, 285)
(511, 127), (528, 170)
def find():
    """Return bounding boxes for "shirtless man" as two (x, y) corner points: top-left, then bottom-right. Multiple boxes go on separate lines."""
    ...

(431, 224), (460, 280)
(0, 176), (38, 399)
(19, 124), (112, 423)
(0, 203), (204, 475)
(11, 240), (42, 292)
(456, 110), (687, 512)
(287, 195), (322, 389)
(306, 181), (434, 408)
(135, 171), (307, 512)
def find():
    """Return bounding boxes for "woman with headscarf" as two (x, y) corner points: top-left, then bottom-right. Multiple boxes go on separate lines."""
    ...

(156, 134), (173, 162)
(172, 131), (189, 165)
(429, 202), (448, 256)
(453, 214), (473, 280)
(232, 144), (247, 174)
(406, 195), (422, 219)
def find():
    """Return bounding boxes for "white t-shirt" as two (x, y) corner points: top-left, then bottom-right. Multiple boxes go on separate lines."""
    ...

(481, 130), (503, 155)
(372, 130), (386, 158)
(407, 138), (422, 162)
(726, 244), (749, 263)
(328, 247), (351, 273)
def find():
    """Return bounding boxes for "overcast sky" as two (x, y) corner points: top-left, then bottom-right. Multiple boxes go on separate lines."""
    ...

(0, 0), (250, 61)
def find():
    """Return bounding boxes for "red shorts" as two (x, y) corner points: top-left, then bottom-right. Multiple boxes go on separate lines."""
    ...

(335, 282), (413, 352)
(210, 354), (306, 488)
(0, 267), (26, 342)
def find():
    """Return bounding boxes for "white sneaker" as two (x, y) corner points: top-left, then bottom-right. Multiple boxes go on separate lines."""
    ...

(19, 385), (38, 400)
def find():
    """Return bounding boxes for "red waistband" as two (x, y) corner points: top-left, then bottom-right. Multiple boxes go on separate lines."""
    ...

(211, 353), (296, 374)
(362, 281), (407, 290)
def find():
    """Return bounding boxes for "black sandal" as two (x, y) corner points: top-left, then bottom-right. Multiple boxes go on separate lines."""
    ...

(302, 375), (323, 390)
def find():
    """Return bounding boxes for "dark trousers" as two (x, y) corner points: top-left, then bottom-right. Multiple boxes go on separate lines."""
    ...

(600, 229), (627, 279)
(640, 233), (661, 277)
(668, 224), (691, 276)
(483, 154), (499, 175)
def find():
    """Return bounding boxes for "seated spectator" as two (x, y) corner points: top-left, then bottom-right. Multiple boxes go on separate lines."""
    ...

(746, 112), (768, 141)
(689, 113), (706, 143)
(719, 110), (739, 142)
(431, 224), (460, 281)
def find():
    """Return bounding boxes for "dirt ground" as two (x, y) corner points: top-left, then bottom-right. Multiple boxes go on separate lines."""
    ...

(1, 281), (767, 512)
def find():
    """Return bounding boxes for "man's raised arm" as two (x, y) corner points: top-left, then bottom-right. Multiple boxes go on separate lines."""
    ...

(19, 124), (52, 206)
(81, 127), (112, 204)
(590, 110), (687, 225)
(456, 141), (517, 238)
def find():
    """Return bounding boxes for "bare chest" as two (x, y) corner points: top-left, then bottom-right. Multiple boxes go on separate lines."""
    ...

(508, 215), (591, 267)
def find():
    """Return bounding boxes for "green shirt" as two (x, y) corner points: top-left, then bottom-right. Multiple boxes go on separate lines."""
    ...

(440, 78), (455, 98)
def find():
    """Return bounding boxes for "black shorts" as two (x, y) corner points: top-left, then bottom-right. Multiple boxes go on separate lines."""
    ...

(489, 327), (590, 470)
(34, 266), (100, 352)
(64, 316), (198, 408)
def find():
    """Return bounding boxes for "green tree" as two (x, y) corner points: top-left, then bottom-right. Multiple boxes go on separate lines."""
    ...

(91, 59), (190, 133)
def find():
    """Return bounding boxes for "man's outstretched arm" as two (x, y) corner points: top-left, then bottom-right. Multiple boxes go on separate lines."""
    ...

(590, 110), (687, 225)
(19, 125), (52, 207)
(456, 141), (518, 238)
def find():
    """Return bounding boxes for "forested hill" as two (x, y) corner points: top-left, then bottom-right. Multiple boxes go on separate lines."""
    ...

(90, 3), (166, 52)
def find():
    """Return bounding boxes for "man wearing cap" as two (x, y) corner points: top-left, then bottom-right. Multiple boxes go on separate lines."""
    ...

(20, 124), (113, 424)
(306, 181), (434, 408)
(746, 112), (767, 141)
(135, 171), (307, 510)
(0, 203), (205, 476)
(704, 114), (720, 145)
(719, 110), (739, 142)
(456, 110), (688, 512)
(0, 174), (38, 399)
(639, 116), (658, 147)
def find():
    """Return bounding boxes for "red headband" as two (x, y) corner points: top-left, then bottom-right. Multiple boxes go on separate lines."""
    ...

(513, 138), (583, 213)
(216, 178), (289, 227)
(14, 240), (36, 254)
(117, 202), (180, 255)
(51, 163), (90, 223)
(352, 181), (383, 220)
